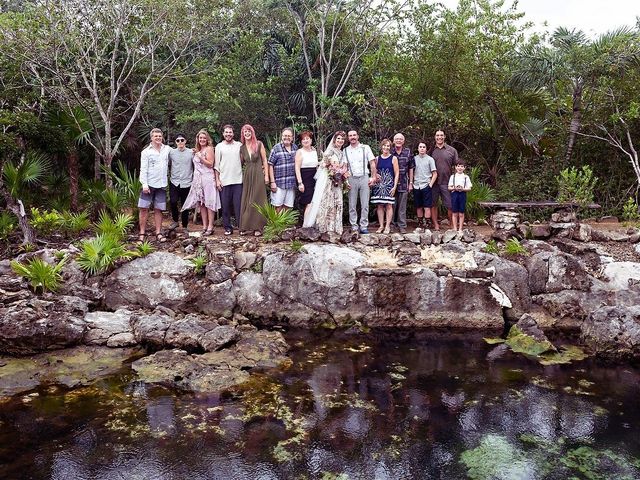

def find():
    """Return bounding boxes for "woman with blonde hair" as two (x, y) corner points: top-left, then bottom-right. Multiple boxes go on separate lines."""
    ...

(239, 124), (269, 236)
(370, 138), (399, 234)
(182, 129), (221, 235)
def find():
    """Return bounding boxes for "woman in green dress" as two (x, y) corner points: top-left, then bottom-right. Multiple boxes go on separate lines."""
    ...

(239, 124), (269, 236)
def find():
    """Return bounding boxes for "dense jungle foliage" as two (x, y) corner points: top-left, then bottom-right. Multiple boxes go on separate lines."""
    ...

(1, 0), (640, 237)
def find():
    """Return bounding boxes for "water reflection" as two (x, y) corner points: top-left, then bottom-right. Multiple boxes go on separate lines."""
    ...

(0, 330), (639, 479)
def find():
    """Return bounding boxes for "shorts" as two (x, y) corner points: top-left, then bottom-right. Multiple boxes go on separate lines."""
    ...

(451, 191), (467, 213)
(138, 186), (167, 210)
(431, 183), (452, 210)
(270, 187), (295, 207)
(413, 186), (433, 208)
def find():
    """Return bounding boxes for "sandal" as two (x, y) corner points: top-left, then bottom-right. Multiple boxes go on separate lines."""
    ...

(376, 227), (384, 233)
(155, 233), (167, 243)
(254, 231), (262, 237)
(137, 233), (146, 244)
(202, 229), (213, 236)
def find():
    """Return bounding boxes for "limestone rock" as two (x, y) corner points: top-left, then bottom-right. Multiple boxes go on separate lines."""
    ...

(526, 251), (592, 294)
(358, 234), (379, 246)
(131, 311), (174, 349)
(131, 330), (289, 393)
(403, 233), (421, 244)
(234, 251), (258, 270)
(420, 231), (433, 246)
(0, 295), (88, 355)
(551, 210), (577, 223)
(320, 231), (341, 244)
(83, 309), (136, 347)
(530, 224), (551, 239)
(580, 306), (640, 361)
(189, 279), (236, 317)
(104, 252), (189, 310)
(205, 262), (235, 284)
(572, 223), (592, 242)
(601, 262), (640, 290)
(491, 210), (520, 230)
(0, 346), (141, 397)
(200, 325), (240, 352)
(164, 314), (219, 351)
(442, 229), (459, 243)
(298, 227), (322, 242)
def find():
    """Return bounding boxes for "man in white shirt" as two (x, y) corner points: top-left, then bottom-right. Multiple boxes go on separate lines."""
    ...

(138, 128), (170, 242)
(215, 124), (243, 235)
(344, 129), (376, 234)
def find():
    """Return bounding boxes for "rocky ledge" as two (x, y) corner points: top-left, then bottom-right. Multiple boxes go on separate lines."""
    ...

(1, 226), (640, 396)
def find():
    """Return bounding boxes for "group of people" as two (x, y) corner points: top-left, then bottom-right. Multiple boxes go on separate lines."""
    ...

(136, 126), (472, 241)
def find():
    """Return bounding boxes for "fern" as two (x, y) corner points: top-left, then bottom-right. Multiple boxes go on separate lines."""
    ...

(0, 211), (16, 240)
(76, 234), (134, 275)
(254, 202), (299, 241)
(189, 248), (208, 274)
(504, 238), (528, 256)
(11, 256), (66, 292)
(94, 211), (134, 240)
(135, 240), (155, 257)
(466, 166), (495, 221)
(483, 239), (500, 254)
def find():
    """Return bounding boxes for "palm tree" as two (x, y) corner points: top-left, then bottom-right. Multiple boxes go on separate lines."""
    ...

(0, 150), (48, 244)
(46, 108), (91, 212)
(511, 27), (640, 163)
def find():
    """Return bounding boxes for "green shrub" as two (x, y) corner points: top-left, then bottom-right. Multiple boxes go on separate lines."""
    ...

(189, 248), (208, 275)
(466, 166), (495, 220)
(0, 211), (16, 240)
(11, 256), (66, 292)
(104, 160), (140, 211)
(76, 234), (135, 275)
(622, 197), (640, 222)
(135, 240), (155, 257)
(556, 165), (597, 206)
(483, 239), (500, 254)
(100, 188), (128, 217)
(60, 211), (91, 235)
(290, 240), (304, 252)
(94, 211), (134, 241)
(504, 238), (528, 256)
(29, 207), (63, 235)
(254, 202), (299, 241)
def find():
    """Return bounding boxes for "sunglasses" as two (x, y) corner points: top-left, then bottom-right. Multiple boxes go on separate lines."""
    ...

(175, 139), (186, 143)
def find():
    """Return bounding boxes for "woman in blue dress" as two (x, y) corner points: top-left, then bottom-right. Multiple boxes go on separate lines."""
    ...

(370, 138), (399, 234)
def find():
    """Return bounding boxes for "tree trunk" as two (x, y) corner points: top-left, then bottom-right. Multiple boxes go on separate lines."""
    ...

(565, 83), (584, 163)
(94, 150), (101, 180)
(68, 149), (79, 212)
(0, 185), (36, 244)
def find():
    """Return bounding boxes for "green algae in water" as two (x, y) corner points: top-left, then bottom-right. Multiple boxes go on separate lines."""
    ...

(560, 446), (640, 480)
(538, 345), (588, 365)
(506, 325), (555, 356)
(460, 434), (536, 479)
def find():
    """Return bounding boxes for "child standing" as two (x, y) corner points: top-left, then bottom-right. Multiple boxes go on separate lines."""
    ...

(447, 161), (472, 232)
(410, 142), (438, 228)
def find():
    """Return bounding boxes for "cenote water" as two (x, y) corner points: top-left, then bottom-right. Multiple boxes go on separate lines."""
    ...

(1, 330), (639, 479)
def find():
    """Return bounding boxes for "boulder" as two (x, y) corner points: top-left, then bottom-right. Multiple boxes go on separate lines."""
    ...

(0, 346), (141, 397)
(189, 279), (236, 316)
(261, 244), (366, 318)
(205, 262), (235, 284)
(200, 325), (240, 352)
(530, 224), (551, 239)
(580, 306), (640, 361)
(131, 311), (174, 349)
(572, 223), (592, 243)
(234, 251), (258, 270)
(0, 295), (88, 355)
(491, 210), (520, 230)
(474, 252), (531, 321)
(131, 330), (289, 393)
(320, 231), (341, 244)
(358, 234), (379, 246)
(164, 314), (220, 351)
(298, 227), (322, 242)
(420, 231), (433, 246)
(526, 251), (592, 295)
(403, 233), (421, 244)
(601, 262), (640, 290)
(104, 252), (189, 310)
(83, 309), (136, 347)
(551, 210), (577, 223)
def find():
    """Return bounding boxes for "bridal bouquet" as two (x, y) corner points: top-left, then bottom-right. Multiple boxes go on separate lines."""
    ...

(324, 155), (350, 189)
